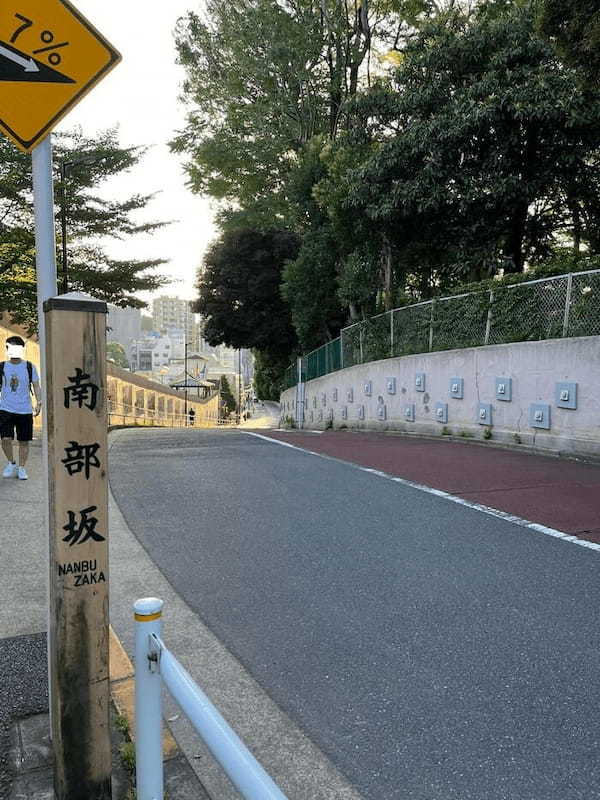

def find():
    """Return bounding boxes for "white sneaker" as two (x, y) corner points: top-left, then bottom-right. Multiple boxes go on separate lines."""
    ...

(17, 466), (28, 480)
(2, 462), (16, 478)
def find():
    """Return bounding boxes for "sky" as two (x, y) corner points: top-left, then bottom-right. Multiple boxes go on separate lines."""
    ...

(56, 0), (215, 306)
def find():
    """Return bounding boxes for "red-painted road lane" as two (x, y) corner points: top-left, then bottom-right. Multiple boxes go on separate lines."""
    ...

(259, 431), (600, 542)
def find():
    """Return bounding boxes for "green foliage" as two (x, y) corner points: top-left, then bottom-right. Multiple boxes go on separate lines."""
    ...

(193, 227), (299, 359)
(253, 349), (289, 400)
(172, 0), (400, 224)
(537, 0), (600, 86)
(176, 0), (600, 367)
(0, 128), (170, 332)
(281, 226), (346, 351)
(483, 427), (493, 440)
(219, 375), (237, 416)
(106, 342), (130, 369)
(341, 3), (600, 285)
(119, 741), (135, 772)
(114, 714), (130, 736)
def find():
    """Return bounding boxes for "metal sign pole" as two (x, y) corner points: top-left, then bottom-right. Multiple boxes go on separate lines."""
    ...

(32, 134), (58, 730)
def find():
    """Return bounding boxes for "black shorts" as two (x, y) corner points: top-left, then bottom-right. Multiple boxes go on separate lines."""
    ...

(0, 410), (34, 442)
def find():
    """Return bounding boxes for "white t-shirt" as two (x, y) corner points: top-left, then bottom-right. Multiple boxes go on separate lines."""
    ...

(0, 360), (39, 414)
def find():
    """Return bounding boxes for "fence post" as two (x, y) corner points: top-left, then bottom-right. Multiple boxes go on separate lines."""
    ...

(428, 301), (435, 352)
(359, 325), (364, 363)
(390, 310), (394, 357)
(297, 356), (305, 429)
(134, 597), (164, 800)
(484, 290), (494, 345)
(340, 331), (345, 369)
(562, 273), (573, 337)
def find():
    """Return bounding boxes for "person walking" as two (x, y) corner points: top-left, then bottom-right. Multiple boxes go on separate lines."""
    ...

(0, 335), (41, 480)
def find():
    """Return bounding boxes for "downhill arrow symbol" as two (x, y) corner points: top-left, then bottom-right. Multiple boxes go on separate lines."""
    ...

(0, 40), (75, 83)
(0, 44), (38, 72)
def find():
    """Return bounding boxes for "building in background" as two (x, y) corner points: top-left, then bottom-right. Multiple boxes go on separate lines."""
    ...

(152, 295), (199, 348)
(107, 305), (142, 355)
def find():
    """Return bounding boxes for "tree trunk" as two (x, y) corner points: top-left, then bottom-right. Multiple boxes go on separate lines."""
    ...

(570, 199), (581, 257)
(381, 235), (393, 311)
(504, 122), (538, 273)
(504, 198), (528, 273)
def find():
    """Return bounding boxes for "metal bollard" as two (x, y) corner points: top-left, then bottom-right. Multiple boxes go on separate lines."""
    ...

(134, 597), (164, 800)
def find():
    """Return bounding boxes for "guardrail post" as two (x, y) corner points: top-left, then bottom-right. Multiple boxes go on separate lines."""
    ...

(134, 597), (164, 800)
(562, 272), (573, 337)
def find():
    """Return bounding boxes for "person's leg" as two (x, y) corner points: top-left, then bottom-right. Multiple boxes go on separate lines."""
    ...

(1, 437), (14, 463)
(18, 441), (28, 467)
(16, 414), (33, 469)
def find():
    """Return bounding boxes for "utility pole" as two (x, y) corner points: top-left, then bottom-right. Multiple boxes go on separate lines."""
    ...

(238, 349), (242, 424)
(59, 155), (103, 295)
(184, 340), (188, 426)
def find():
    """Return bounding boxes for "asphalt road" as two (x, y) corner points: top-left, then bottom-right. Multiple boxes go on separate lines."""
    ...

(109, 428), (600, 800)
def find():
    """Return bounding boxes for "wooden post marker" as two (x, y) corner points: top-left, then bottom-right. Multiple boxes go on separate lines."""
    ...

(43, 292), (111, 800)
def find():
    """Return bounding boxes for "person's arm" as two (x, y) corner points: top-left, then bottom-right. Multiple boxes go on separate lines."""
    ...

(32, 381), (41, 415)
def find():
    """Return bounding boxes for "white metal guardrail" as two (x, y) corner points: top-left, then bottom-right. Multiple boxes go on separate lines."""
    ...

(134, 598), (289, 800)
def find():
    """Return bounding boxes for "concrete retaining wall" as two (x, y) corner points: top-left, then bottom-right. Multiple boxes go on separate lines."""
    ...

(280, 336), (600, 458)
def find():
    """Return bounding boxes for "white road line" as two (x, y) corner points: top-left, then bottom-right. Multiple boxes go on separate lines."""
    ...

(243, 431), (600, 554)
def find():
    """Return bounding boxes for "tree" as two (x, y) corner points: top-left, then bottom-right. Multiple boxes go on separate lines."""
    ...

(337, 3), (600, 289)
(281, 225), (346, 350)
(106, 342), (129, 368)
(253, 349), (289, 400)
(171, 0), (399, 226)
(193, 227), (299, 355)
(219, 374), (237, 416)
(537, 0), (600, 86)
(193, 227), (300, 394)
(0, 128), (170, 332)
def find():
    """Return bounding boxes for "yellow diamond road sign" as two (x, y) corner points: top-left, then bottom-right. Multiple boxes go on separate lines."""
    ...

(0, 0), (121, 152)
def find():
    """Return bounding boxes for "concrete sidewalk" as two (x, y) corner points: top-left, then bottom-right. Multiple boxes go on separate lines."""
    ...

(0, 435), (362, 800)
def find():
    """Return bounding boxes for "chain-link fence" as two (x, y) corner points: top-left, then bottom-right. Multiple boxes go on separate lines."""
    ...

(304, 337), (341, 381)
(567, 271), (600, 338)
(285, 269), (600, 385)
(283, 363), (297, 390)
